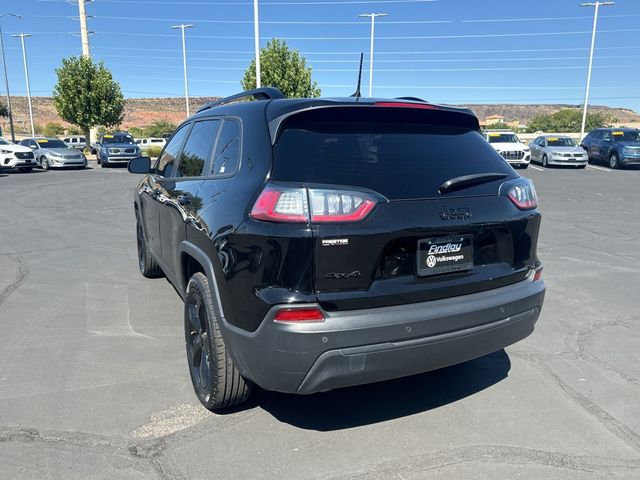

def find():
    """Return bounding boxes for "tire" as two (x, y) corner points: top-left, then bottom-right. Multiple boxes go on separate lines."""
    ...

(101, 156), (109, 168)
(522, 164), (529, 169)
(40, 156), (49, 171)
(609, 152), (620, 170)
(185, 272), (251, 411)
(542, 155), (549, 168)
(577, 165), (586, 169)
(136, 213), (163, 278)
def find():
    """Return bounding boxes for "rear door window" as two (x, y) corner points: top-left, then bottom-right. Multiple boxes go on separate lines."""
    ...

(176, 120), (220, 177)
(211, 119), (241, 176)
(273, 119), (515, 200)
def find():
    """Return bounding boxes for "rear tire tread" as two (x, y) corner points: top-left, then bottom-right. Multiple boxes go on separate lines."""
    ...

(188, 272), (251, 411)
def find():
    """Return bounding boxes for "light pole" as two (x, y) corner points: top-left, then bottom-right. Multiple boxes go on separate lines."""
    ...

(359, 13), (387, 97)
(580, 1), (614, 139)
(0, 13), (20, 142)
(253, 0), (261, 88)
(171, 24), (194, 117)
(12, 33), (34, 137)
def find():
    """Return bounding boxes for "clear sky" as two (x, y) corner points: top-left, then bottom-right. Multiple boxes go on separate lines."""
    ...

(2, 0), (640, 112)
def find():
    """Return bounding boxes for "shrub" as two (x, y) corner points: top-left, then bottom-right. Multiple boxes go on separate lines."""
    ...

(143, 146), (163, 158)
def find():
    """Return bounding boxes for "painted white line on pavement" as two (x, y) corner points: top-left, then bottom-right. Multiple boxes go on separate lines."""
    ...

(529, 165), (544, 172)
(586, 164), (611, 172)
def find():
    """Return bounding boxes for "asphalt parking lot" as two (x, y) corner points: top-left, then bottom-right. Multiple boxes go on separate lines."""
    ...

(1, 162), (639, 479)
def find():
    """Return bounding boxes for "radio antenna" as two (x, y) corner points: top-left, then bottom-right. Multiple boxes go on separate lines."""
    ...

(351, 52), (364, 99)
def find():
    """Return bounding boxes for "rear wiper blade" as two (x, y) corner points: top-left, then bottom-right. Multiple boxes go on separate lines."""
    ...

(438, 172), (508, 195)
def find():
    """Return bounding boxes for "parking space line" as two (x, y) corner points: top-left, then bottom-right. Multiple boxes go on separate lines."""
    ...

(586, 165), (611, 172)
(529, 165), (544, 172)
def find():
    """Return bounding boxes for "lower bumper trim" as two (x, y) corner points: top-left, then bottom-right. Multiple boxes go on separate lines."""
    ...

(297, 308), (538, 394)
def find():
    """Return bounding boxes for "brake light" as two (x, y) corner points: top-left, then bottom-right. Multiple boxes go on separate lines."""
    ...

(507, 180), (538, 210)
(374, 102), (440, 110)
(274, 307), (325, 323)
(533, 267), (543, 281)
(250, 186), (309, 222)
(251, 185), (380, 223)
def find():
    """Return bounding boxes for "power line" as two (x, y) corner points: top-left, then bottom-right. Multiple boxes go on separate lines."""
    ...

(77, 27), (640, 40)
(55, 13), (638, 25)
(36, 0), (439, 5)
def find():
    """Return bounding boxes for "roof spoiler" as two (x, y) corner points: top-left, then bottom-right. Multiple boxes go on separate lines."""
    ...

(197, 87), (284, 113)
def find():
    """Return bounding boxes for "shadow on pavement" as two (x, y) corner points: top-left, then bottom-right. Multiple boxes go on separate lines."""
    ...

(251, 349), (511, 431)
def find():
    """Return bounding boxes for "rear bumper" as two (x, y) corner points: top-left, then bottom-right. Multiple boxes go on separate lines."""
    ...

(221, 278), (545, 394)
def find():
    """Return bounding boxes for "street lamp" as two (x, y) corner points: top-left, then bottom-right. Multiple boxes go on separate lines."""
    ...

(12, 33), (34, 137)
(359, 13), (387, 97)
(253, 0), (261, 88)
(0, 13), (21, 142)
(579, 1), (614, 139)
(171, 24), (194, 117)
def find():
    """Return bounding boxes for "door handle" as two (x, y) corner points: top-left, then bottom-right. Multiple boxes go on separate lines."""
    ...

(177, 194), (192, 206)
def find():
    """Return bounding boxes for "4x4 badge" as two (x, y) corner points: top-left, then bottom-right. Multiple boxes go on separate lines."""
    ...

(440, 205), (472, 221)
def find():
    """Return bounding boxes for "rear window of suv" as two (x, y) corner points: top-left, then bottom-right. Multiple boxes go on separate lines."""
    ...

(273, 118), (515, 200)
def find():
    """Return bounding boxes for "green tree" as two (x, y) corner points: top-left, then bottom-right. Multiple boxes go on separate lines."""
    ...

(0, 100), (7, 118)
(144, 119), (176, 137)
(486, 121), (512, 130)
(242, 39), (321, 98)
(526, 109), (616, 133)
(42, 122), (66, 137)
(52, 56), (125, 144)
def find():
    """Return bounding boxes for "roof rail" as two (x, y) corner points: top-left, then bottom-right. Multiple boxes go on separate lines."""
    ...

(395, 96), (427, 102)
(197, 87), (285, 113)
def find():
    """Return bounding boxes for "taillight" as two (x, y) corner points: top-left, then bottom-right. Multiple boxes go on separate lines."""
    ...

(533, 267), (543, 281)
(250, 185), (309, 222)
(251, 184), (380, 223)
(273, 307), (325, 323)
(507, 179), (538, 210)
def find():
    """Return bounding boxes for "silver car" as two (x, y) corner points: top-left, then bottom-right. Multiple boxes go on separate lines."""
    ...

(20, 137), (88, 170)
(529, 135), (588, 168)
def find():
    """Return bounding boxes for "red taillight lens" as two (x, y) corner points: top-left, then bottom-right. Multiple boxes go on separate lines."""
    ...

(273, 307), (325, 323)
(374, 102), (440, 110)
(533, 267), (543, 282)
(250, 186), (309, 222)
(250, 185), (380, 223)
(507, 180), (538, 210)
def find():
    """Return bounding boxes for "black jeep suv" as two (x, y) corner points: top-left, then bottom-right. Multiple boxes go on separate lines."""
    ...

(128, 88), (545, 411)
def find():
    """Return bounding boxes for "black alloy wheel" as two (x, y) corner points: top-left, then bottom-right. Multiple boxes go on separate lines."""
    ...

(184, 272), (251, 411)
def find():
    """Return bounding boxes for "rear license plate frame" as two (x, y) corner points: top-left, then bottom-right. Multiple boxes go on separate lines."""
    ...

(417, 235), (474, 277)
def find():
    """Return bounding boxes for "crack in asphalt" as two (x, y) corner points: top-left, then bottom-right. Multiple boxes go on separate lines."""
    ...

(0, 256), (28, 307)
(326, 444), (640, 479)
(0, 407), (257, 480)
(511, 350), (640, 455)
(575, 315), (640, 389)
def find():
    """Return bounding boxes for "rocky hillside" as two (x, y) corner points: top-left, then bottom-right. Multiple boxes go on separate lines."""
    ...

(1, 96), (638, 135)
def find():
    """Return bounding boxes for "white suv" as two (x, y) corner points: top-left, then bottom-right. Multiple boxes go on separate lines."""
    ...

(484, 131), (531, 169)
(0, 137), (37, 172)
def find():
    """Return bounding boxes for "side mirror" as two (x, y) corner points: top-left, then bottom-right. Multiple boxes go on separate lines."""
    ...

(128, 156), (151, 174)
(29, 144), (37, 150)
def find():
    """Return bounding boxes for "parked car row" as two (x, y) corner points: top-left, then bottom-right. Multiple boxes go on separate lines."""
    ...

(483, 128), (640, 170)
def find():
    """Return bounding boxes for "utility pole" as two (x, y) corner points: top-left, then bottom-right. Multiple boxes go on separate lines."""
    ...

(579, 1), (614, 139)
(13, 33), (34, 137)
(0, 13), (20, 142)
(78, 0), (91, 57)
(171, 24), (194, 117)
(253, 0), (261, 88)
(359, 13), (387, 97)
